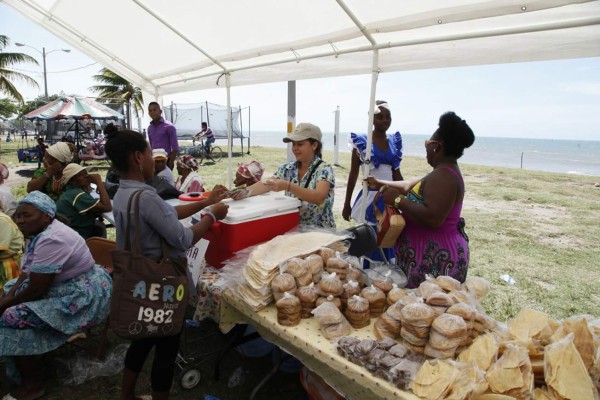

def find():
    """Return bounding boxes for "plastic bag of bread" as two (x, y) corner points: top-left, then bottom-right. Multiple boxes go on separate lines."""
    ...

(371, 270), (394, 294)
(316, 294), (342, 311)
(317, 272), (343, 297)
(374, 313), (401, 339)
(432, 313), (468, 341)
(545, 333), (598, 400)
(416, 280), (444, 299)
(485, 343), (533, 398)
(360, 285), (386, 317)
(341, 254), (361, 270)
(344, 295), (370, 328)
(271, 272), (297, 302)
(304, 254), (324, 283)
(296, 282), (318, 318)
(400, 302), (436, 328)
(340, 280), (361, 311)
(281, 257), (313, 287)
(433, 275), (462, 292)
(346, 265), (365, 287)
(276, 292), (302, 326)
(325, 253), (349, 281)
(311, 301), (352, 340)
(317, 247), (336, 265)
(464, 276), (490, 300)
(387, 284), (408, 305)
(426, 291), (456, 308)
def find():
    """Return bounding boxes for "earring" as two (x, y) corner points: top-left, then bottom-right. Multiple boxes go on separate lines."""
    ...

(433, 149), (437, 153)
(140, 164), (144, 173)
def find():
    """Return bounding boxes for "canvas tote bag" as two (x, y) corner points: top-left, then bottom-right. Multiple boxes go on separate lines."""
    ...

(373, 187), (406, 248)
(110, 190), (190, 339)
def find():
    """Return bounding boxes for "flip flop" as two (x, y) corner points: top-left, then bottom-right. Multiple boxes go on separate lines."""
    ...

(2, 394), (17, 400)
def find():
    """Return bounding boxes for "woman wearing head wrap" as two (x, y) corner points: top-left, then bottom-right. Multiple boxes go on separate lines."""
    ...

(0, 209), (23, 287)
(342, 100), (404, 265)
(234, 160), (265, 187)
(55, 163), (112, 239)
(153, 148), (174, 186)
(26, 141), (76, 201)
(0, 191), (112, 400)
(0, 162), (17, 217)
(368, 112), (475, 288)
(175, 154), (204, 193)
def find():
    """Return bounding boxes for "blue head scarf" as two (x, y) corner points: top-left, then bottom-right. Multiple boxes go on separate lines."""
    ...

(18, 190), (56, 218)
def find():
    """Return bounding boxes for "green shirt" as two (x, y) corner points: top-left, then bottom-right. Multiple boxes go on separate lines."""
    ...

(32, 167), (66, 201)
(56, 186), (100, 239)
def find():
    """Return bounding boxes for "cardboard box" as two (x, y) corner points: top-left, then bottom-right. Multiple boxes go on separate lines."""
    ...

(199, 192), (301, 267)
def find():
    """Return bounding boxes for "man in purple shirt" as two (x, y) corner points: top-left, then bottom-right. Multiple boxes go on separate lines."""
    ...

(148, 102), (178, 170)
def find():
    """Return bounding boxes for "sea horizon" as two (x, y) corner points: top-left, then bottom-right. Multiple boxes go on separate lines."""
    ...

(208, 131), (600, 178)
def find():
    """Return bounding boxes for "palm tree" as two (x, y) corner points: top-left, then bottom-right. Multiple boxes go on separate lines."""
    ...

(90, 68), (144, 128)
(0, 35), (39, 104)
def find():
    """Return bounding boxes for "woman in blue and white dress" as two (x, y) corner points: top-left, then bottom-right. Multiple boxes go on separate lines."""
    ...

(342, 101), (404, 264)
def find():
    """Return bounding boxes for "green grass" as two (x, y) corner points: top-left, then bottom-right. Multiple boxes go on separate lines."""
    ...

(2, 139), (600, 398)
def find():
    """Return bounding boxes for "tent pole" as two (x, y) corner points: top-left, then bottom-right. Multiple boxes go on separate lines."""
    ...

(333, 106), (340, 166)
(358, 50), (380, 224)
(239, 104), (243, 154)
(287, 81), (296, 162)
(248, 106), (251, 155)
(226, 74), (233, 189)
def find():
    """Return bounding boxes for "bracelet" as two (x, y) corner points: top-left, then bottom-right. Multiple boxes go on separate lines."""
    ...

(394, 194), (407, 209)
(202, 209), (217, 224)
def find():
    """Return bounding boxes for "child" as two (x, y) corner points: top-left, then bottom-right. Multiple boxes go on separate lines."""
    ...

(35, 137), (48, 169)
(342, 101), (404, 264)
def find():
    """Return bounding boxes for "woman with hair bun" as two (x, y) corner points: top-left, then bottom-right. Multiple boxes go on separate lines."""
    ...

(104, 127), (228, 400)
(367, 112), (475, 288)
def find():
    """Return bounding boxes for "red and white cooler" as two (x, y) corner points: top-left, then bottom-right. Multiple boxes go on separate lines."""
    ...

(198, 192), (301, 268)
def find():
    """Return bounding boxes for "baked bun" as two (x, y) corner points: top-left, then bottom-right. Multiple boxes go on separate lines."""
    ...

(434, 275), (462, 292)
(400, 303), (436, 327)
(271, 273), (297, 301)
(426, 292), (455, 307)
(431, 313), (468, 338)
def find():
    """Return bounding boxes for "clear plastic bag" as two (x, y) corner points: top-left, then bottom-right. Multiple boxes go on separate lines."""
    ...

(55, 343), (129, 385)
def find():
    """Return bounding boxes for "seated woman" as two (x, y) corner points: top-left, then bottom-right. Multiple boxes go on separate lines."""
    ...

(240, 123), (335, 228)
(26, 142), (77, 201)
(234, 160), (265, 187)
(153, 149), (174, 186)
(0, 162), (17, 217)
(0, 209), (24, 287)
(369, 112), (475, 288)
(0, 191), (112, 400)
(175, 155), (204, 193)
(56, 163), (112, 239)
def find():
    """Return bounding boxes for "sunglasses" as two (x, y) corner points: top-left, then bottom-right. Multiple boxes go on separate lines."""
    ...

(424, 139), (442, 147)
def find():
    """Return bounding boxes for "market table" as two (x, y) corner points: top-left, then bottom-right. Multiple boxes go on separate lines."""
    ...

(219, 289), (420, 400)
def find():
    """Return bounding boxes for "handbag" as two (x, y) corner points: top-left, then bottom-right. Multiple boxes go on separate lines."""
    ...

(109, 190), (190, 339)
(373, 187), (406, 248)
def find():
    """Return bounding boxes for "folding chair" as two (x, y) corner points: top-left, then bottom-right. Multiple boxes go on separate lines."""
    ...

(85, 236), (117, 358)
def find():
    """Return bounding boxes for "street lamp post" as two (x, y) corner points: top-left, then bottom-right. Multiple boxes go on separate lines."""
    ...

(15, 43), (71, 100)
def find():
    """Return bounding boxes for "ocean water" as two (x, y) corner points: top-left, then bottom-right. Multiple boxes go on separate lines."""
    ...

(241, 131), (600, 177)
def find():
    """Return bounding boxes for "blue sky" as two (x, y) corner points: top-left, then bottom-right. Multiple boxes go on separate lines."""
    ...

(2, 3), (600, 141)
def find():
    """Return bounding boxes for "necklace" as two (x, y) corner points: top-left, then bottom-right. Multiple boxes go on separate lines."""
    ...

(51, 176), (62, 193)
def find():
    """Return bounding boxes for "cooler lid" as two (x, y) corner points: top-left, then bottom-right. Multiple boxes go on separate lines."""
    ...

(221, 191), (301, 223)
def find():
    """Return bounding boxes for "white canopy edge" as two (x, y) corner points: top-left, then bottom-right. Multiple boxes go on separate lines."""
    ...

(4, 0), (600, 97)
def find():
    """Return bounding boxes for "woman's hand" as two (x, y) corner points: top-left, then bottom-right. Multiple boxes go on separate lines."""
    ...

(207, 185), (228, 204)
(229, 188), (251, 201)
(342, 203), (352, 221)
(208, 203), (229, 220)
(364, 176), (383, 189)
(264, 178), (287, 192)
(380, 185), (401, 205)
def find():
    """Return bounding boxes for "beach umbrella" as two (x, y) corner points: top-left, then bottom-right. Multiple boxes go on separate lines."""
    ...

(24, 95), (124, 121)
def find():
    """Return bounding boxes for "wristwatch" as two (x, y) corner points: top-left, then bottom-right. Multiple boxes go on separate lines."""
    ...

(394, 194), (406, 209)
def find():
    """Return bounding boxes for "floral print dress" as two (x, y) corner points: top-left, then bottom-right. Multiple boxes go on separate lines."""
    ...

(274, 156), (336, 228)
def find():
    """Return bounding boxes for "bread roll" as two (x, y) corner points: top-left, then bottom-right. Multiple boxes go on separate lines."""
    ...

(401, 322), (431, 339)
(296, 283), (318, 318)
(271, 273), (297, 301)
(435, 275), (462, 292)
(416, 281), (443, 298)
(344, 295), (370, 328)
(400, 327), (429, 346)
(317, 247), (336, 264)
(276, 292), (301, 326)
(346, 266), (365, 287)
(326, 257), (349, 281)
(426, 291), (455, 307)
(446, 302), (475, 320)
(464, 276), (490, 300)
(372, 272), (394, 294)
(282, 257), (313, 287)
(316, 295), (342, 311)
(387, 285), (408, 305)
(424, 343), (456, 359)
(428, 328), (464, 350)
(374, 313), (401, 339)
(400, 303), (436, 327)
(360, 285), (386, 317)
(431, 313), (468, 338)
(317, 272), (343, 297)
(305, 254), (324, 275)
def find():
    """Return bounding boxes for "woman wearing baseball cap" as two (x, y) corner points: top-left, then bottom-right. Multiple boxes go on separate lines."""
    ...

(238, 122), (336, 228)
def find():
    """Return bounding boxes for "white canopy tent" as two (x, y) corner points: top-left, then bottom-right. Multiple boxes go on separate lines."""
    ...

(6, 0), (600, 215)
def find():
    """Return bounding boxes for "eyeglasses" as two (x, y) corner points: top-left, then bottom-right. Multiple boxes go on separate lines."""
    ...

(424, 139), (442, 148)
